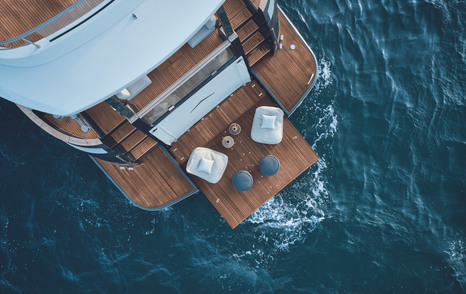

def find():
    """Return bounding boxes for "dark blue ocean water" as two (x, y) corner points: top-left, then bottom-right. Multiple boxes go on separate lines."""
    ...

(1, 0), (465, 292)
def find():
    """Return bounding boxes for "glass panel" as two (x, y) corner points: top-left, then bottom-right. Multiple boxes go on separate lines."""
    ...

(142, 46), (234, 126)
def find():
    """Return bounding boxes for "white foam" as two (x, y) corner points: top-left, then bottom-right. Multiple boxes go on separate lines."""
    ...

(314, 57), (333, 93)
(312, 104), (338, 149)
(445, 236), (466, 287)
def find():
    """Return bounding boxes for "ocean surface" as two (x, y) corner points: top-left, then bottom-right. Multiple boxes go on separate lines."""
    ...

(1, 0), (465, 293)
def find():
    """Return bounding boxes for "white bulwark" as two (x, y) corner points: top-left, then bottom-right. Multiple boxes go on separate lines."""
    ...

(0, 0), (224, 116)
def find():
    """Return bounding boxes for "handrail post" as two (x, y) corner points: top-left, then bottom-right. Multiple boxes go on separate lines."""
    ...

(21, 38), (41, 48)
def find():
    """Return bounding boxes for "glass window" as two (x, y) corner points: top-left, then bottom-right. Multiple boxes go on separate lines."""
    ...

(141, 46), (234, 126)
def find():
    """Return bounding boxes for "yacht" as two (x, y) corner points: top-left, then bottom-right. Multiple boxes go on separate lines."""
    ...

(0, 0), (319, 228)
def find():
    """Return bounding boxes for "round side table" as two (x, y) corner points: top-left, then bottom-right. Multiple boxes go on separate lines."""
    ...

(222, 136), (235, 148)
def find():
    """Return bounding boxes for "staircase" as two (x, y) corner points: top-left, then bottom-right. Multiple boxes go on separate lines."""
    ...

(223, 0), (271, 67)
(102, 121), (158, 162)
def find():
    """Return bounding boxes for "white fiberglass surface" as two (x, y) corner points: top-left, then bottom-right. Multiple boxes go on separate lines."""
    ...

(0, 0), (224, 115)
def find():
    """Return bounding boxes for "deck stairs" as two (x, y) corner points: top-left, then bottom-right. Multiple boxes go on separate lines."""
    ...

(223, 0), (271, 67)
(102, 122), (157, 162)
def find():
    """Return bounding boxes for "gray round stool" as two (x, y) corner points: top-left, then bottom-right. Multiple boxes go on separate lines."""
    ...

(232, 170), (253, 192)
(259, 155), (280, 176)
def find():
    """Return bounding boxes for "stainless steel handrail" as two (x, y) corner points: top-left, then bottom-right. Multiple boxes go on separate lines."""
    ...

(0, 0), (107, 49)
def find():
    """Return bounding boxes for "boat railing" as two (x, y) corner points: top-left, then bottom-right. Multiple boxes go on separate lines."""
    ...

(0, 0), (109, 50)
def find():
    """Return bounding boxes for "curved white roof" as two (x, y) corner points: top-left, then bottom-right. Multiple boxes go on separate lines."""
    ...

(0, 0), (224, 115)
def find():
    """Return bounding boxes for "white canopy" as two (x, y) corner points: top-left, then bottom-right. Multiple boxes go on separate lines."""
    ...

(0, 0), (224, 115)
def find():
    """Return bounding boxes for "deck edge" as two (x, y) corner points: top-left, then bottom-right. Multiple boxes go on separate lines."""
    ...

(278, 6), (320, 115)
(250, 6), (320, 116)
(91, 155), (199, 211)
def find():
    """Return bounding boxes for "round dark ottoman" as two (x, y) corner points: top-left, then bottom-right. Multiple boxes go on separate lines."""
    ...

(232, 170), (253, 192)
(259, 155), (280, 176)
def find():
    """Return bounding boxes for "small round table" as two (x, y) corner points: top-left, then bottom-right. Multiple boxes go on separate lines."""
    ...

(232, 170), (253, 192)
(229, 123), (241, 136)
(259, 155), (280, 176)
(222, 136), (235, 148)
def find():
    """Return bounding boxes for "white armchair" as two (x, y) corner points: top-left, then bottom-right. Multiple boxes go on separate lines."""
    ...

(250, 106), (284, 144)
(186, 147), (228, 184)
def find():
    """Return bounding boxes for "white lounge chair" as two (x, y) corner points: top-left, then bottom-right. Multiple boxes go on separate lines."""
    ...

(250, 106), (284, 144)
(186, 147), (228, 184)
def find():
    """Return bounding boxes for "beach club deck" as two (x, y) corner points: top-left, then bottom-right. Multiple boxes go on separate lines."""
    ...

(95, 81), (319, 228)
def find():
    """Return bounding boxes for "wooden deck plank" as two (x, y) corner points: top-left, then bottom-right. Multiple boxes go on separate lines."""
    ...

(250, 0), (261, 9)
(192, 96), (319, 228)
(230, 8), (252, 30)
(85, 101), (126, 135)
(247, 43), (270, 67)
(130, 31), (223, 111)
(170, 81), (265, 165)
(110, 122), (136, 145)
(0, 0), (103, 48)
(43, 113), (100, 139)
(130, 137), (158, 160)
(236, 19), (258, 42)
(242, 31), (264, 55)
(95, 146), (194, 208)
(120, 130), (146, 152)
(223, 0), (246, 20)
(0, 0), (77, 43)
(252, 11), (317, 112)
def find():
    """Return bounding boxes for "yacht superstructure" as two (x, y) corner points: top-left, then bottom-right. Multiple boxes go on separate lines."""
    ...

(1, 0), (319, 228)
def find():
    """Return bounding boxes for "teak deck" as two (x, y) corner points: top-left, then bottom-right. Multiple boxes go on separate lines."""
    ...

(0, 0), (77, 43)
(175, 84), (319, 228)
(252, 10), (317, 112)
(44, 113), (100, 139)
(95, 146), (195, 208)
(95, 81), (318, 228)
(0, 0), (103, 48)
(85, 101), (126, 135)
(170, 81), (265, 165)
(130, 31), (224, 111)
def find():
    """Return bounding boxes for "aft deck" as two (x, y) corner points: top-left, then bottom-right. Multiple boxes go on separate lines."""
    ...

(171, 82), (319, 228)
(95, 145), (196, 209)
(252, 9), (318, 113)
(95, 81), (318, 227)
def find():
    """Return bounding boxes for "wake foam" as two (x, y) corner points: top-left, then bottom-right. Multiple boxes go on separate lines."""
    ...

(445, 236), (466, 288)
(314, 58), (333, 94)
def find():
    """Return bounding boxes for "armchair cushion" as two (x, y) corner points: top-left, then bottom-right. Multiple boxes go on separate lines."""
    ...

(186, 147), (228, 184)
(197, 158), (214, 174)
(261, 114), (276, 129)
(251, 106), (284, 144)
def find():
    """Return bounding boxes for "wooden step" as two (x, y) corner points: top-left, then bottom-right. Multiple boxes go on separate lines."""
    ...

(230, 8), (252, 30)
(223, 0), (246, 19)
(242, 31), (264, 55)
(120, 130), (147, 152)
(110, 122), (136, 147)
(129, 137), (158, 160)
(250, 0), (261, 9)
(236, 19), (258, 42)
(247, 43), (271, 66)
